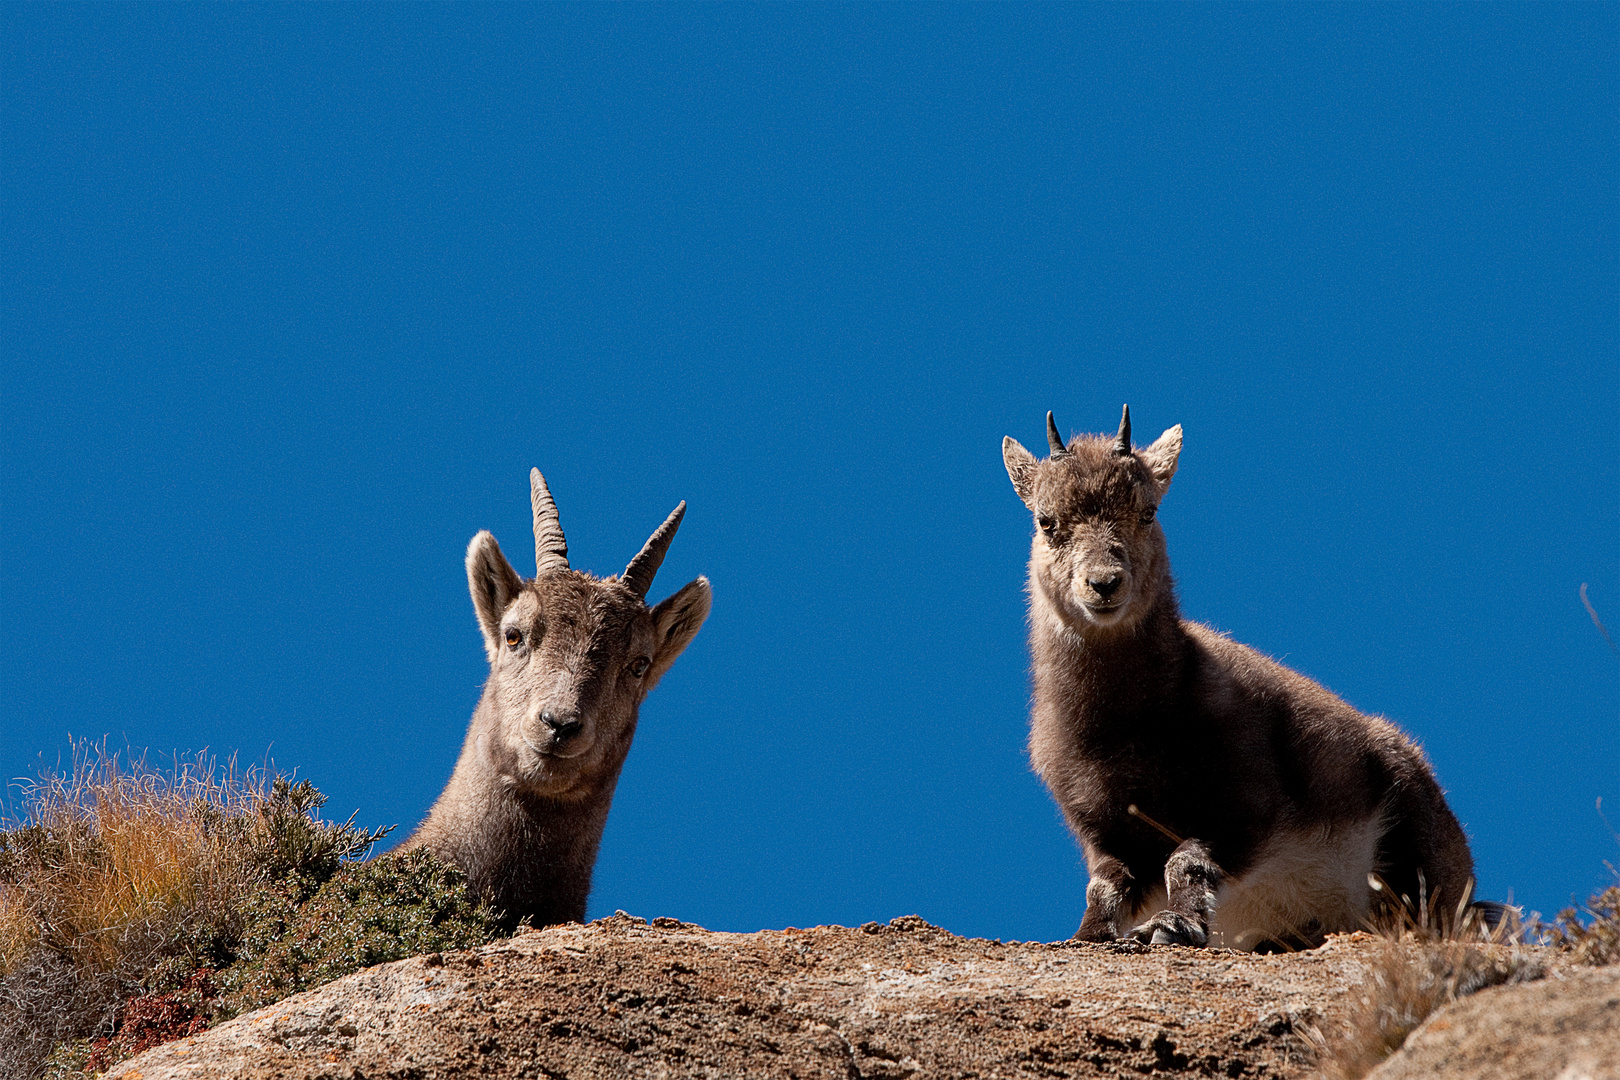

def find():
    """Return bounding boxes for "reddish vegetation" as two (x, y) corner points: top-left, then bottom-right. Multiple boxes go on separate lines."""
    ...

(87, 969), (216, 1071)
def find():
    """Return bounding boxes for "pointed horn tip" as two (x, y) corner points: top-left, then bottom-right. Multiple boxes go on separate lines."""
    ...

(1114, 403), (1133, 455)
(1046, 410), (1067, 456)
(621, 501), (689, 598)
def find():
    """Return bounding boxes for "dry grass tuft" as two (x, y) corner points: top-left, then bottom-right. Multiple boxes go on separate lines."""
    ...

(0, 744), (263, 1077)
(0, 741), (408, 1078)
(1543, 883), (1620, 967)
(0, 746), (260, 975)
(1307, 888), (1544, 1080)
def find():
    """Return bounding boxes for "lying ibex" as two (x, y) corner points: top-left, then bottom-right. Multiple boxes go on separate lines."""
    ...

(1003, 407), (1476, 949)
(403, 469), (711, 927)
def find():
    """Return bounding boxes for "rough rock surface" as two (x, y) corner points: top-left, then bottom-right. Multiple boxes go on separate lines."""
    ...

(104, 915), (1371, 1079)
(98, 914), (1595, 1080)
(1368, 963), (1620, 1080)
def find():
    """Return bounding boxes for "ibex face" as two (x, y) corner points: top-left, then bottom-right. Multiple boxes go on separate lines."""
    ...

(1003, 406), (1182, 635)
(464, 469), (711, 802)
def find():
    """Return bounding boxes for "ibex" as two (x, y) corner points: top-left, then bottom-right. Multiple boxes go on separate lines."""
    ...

(403, 469), (711, 928)
(1003, 407), (1476, 949)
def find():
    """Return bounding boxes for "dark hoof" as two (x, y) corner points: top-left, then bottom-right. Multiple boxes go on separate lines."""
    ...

(1126, 910), (1208, 947)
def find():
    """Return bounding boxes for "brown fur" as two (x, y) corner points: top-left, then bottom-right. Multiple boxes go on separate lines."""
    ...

(1003, 408), (1474, 949)
(402, 471), (710, 928)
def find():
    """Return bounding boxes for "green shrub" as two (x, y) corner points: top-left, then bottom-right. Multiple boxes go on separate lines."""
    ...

(220, 848), (501, 1016)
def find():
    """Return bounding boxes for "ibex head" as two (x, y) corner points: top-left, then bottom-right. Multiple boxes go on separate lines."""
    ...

(1003, 406), (1182, 634)
(464, 469), (711, 800)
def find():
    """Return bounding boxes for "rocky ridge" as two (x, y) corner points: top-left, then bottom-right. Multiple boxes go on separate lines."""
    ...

(102, 914), (1607, 1080)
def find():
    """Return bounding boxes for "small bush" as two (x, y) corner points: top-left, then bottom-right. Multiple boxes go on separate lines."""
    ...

(0, 743), (500, 1078)
(83, 968), (215, 1072)
(220, 848), (500, 1017)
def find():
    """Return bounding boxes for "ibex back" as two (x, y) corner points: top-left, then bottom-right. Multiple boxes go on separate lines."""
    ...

(403, 469), (710, 928)
(1004, 407), (1475, 949)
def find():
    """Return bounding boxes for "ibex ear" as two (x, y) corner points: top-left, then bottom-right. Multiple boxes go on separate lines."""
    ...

(1141, 425), (1183, 495)
(466, 531), (525, 662)
(1003, 437), (1039, 508)
(645, 576), (712, 690)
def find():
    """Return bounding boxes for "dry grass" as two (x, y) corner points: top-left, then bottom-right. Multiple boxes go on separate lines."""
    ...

(1544, 882), (1620, 967)
(0, 745), (265, 1077)
(1307, 887), (1545, 1080)
(0, 741), (401, 1078)
(0, 745), (259, 979)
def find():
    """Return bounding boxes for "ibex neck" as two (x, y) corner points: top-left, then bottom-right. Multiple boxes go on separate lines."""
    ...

(1031, 587), (1187, 725)
(406, 703), (621, 927)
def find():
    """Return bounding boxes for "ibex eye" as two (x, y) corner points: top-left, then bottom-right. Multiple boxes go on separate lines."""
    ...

(629, 657), (651, 678)
(504, 628), (522, 647)
(1038, 516), (1056, 533)
(1141, 506), (1157, 523)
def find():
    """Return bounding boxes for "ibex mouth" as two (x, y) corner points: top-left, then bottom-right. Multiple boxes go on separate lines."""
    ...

(1081, 601), (1128, 623)
(523, 735), (590, 762)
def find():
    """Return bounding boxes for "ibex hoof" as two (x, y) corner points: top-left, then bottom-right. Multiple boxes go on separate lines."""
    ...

(1127, 911), (1208, 948)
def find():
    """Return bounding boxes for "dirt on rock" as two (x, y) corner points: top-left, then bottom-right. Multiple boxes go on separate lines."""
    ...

(98, 914), (1592, 1080)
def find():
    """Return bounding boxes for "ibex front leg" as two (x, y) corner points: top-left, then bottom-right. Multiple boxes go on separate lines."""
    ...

(1075, 853), (1138, 942)
(1126, 839), (1222, 947)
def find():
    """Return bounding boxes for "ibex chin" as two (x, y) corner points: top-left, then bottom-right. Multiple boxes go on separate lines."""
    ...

(402, 469), (711, 928)
(1003, 407), (1477, 950)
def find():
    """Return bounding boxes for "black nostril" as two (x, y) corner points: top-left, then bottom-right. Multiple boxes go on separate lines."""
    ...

(540, 711), (583, 741)
(1088, 575), (1123, 599)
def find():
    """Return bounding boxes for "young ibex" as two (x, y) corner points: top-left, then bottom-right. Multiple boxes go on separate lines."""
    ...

(403, 469), (711, 928)
(1003, 407), (1476, 950)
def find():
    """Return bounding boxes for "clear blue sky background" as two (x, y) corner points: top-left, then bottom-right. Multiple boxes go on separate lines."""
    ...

(4, 5), (1615, 942)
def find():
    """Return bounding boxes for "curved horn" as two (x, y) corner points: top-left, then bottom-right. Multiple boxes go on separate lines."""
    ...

(1046, 411), (1067, 456)
(1113, 404), (1133, 456)
(622, 501), (686, 599)
(530, 468), (570, 578)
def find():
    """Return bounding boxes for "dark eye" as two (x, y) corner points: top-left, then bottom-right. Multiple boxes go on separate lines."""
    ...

(504, 627), (522, 648)
(628, 657), (651, 678)
(1140, 505), (1157, 524)
(1037, 515), (1056, 533)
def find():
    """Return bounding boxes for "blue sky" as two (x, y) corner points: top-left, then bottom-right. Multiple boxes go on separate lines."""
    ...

(3, 5), (1615, 941)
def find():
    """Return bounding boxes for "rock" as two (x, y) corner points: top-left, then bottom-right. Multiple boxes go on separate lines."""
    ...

(96, 918), (1488, 1079)
(1368, 964), (1620, 1080)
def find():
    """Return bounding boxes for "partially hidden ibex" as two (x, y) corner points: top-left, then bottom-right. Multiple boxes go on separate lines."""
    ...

(1003, 407), (1477, 949)
(403, 469), (711, 927)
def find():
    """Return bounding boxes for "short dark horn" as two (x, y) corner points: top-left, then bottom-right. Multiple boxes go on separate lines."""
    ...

(1046, 411), (1067, 456)
(531, 468), (571, 577)
(1113, 404), (1133, 456)
(622, 501), (686, 599)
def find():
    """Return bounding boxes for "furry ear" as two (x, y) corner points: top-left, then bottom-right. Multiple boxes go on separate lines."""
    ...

(646, 576), (712, 689)
(1141, 425), (1183, 494)
(1003, 437), (1039, 508)
(466, 531), (525, 662)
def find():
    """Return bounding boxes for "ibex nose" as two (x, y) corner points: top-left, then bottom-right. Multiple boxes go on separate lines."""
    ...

(1088, 574), (1123, 599)
(540, 711), (583, 742)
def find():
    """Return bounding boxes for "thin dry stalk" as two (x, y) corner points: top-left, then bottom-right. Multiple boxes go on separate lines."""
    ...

(1542, 882), (1620, 967)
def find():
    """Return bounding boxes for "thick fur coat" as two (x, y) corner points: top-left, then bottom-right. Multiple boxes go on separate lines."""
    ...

(1004, 409), (1474, 949)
